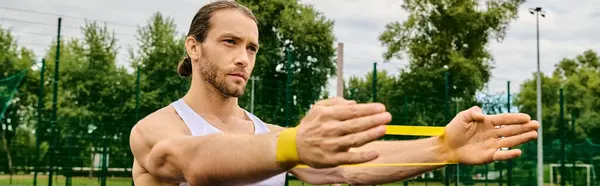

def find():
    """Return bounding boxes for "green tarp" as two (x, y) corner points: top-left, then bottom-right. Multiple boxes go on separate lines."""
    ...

(0, 69), (26, 121)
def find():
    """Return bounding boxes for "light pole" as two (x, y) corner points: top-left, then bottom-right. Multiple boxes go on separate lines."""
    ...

(249, 76), (262, 113)
(529, 6), (545, 186)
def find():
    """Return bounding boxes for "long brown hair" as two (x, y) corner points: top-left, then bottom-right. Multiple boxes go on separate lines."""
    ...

(177, 0), (257, 77)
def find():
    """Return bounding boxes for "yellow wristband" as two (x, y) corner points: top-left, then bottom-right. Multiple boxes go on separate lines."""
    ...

(275, 128), (300, 164)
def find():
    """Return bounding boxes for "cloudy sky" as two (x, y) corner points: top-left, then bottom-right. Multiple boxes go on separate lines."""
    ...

(1, 0), (598, 98)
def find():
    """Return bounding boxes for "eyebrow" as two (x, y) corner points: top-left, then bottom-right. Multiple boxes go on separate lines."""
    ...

(222, 32), (260, 50)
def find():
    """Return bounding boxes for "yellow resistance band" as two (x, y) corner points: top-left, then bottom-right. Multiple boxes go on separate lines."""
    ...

(276, 125), (456, 168)
(294, 162), (451, 168)
(384, 125), (445, 136)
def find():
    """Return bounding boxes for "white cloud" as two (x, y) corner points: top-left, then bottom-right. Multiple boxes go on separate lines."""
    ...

(1, 0), (598, 101)
(0, 0), (211, 68)
(485, 0), (600, 94)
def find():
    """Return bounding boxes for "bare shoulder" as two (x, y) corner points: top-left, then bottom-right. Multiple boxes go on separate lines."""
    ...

(129, 105), (190, 161)
(130, 105), (192, 184)
(131, 106), (190, 140)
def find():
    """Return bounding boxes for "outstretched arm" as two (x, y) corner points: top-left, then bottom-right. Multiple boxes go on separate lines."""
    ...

(288, 106), (540, 185)
(129, 98), (391, 186)
(289, 137), (450, 185)
(130, 113), (294, 186)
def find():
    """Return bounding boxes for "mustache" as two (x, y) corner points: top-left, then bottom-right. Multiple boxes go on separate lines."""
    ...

(224, 67), (249, 80)
(224, 67), (247, 74)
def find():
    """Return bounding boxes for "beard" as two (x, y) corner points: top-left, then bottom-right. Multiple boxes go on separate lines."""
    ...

(197, 51), (246, 97)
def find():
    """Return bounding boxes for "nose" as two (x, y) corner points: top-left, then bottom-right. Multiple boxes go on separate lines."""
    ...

(235, 48), (249, 68)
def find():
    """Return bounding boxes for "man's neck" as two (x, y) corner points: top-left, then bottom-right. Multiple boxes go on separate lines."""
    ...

(182, 76), (244, 121)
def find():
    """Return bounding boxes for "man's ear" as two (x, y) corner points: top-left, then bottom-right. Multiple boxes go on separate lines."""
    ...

(185, 36), (201, 61)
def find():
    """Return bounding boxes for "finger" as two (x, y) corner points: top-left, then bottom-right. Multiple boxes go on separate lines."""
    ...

(314, 97), (350, 106)
(324, 125), (386, 151)
(492, 149), (522, 161)
(470, 106), (483, 115)
(328, 103), (387, 121)
(498, 130), (538, 148)
(488, 113), (531, 126)
(330, 150), (380, 165)
(495, 120), (540, 137)
(330, 112), (391, 136)
(460, 106), (485, 122)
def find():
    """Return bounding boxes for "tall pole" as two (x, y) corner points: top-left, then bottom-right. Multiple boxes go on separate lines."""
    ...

(507, 81), (513, 186)
(101, 135), (108, 186)
(560, 88), (565, 186)
(403, 95), (409, 186)
(571, 111), (576, 186)
(337, 43), (344, 97)
(444, 69), (450, 186)
(65, 136), (72, 186)
(135, 64), (140, 121)
(133, 63), (141, 186)
(251, 77), (255, 113)
(485, 164), (489, 186)
(404, 96), (408, 123)
(34, 58), (45, 186)
(536, 10), (543, 186)
(285, 48), (292, 127)
(49, 17), (62, 186)
(283, 47), (293, 186)
(530, 7), (545, 186)
(444, 68), (450, 121)
(372, 62), (377, 102)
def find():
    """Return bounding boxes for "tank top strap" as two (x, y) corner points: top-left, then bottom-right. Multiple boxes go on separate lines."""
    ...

(243, 110), (271, 134)
(170, 99), (208, 136)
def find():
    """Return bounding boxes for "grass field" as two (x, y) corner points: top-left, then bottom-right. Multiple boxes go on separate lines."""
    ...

(287, 180), (569, 186)
(0, 175), (572, 186)
(287, 180), (512, 186)
(0, 175), (132, 186)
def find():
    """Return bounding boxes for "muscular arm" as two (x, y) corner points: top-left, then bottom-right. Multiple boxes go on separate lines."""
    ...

(130, 113), (296, 186)
(329, 137), (451, 184)
(265, 124), (450, 185)
(283, 106), (538, 185)
(294, 139), (450, 185)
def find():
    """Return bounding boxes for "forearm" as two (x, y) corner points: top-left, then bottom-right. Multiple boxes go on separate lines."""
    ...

(148, 132), (294, 186)
(338, 137), (452, 185)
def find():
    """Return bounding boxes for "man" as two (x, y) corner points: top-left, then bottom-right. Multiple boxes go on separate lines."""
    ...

(129, 1), (540, 186)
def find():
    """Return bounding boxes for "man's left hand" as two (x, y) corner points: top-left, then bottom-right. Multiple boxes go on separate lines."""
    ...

(441, 106), (540, 165)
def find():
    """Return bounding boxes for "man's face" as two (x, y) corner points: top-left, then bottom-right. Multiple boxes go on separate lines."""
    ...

(195, 8), (259, 97)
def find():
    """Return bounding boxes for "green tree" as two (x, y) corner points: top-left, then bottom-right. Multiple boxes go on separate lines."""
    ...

(346, 70), (402, 121)
(479, 91), (510, 115)
(237, 0), (337, 126)
(515, 49), (600, 143)
(0, 26), (37, 177)
(41, 21), (136, 170)
(371, 1), (525, 183)
(378, 0), (524, 128)
(130, 12), (187, 118)
(346, 70), (415, 142)
(515, 49), (600, 183)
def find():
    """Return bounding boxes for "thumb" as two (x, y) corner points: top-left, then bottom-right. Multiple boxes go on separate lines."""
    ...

(467, 106), (485, 121)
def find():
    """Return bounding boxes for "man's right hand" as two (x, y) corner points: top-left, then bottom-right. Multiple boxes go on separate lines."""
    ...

(294, 97), (391, 168)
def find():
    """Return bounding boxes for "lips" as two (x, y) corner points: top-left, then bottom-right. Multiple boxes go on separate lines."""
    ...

(228, 72), (247, 80)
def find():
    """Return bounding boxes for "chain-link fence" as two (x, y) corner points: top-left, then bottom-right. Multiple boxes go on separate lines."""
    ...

(3, 60), (600, 186)
(1, 7), (599, 185)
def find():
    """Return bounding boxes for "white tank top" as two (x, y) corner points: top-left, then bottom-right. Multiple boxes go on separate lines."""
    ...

(170, 99), (287, 186)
